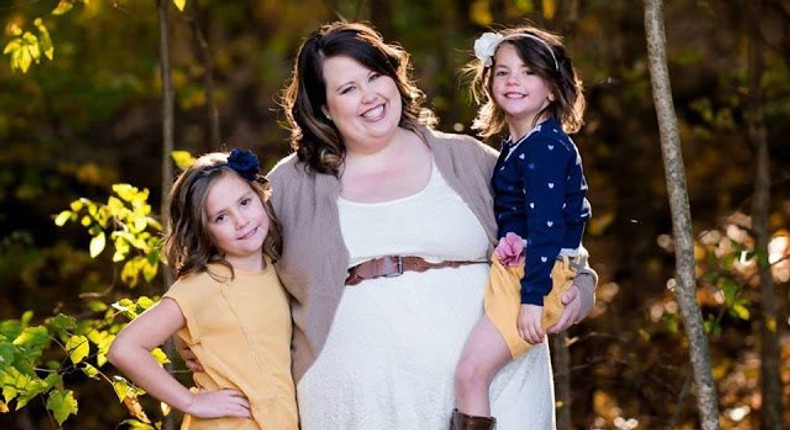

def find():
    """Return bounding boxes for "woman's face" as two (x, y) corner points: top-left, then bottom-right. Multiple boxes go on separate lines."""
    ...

(321, 55), (402, 153)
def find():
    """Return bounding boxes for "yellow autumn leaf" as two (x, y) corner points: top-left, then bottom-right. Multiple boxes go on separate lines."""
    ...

(14, 45), (33, 73)
(470, 0), (493, 27)
(54, 210), (72, 226)
(766, 316), (776, 333)
(52, 0), (74, 15)
(65, 335), (90, 365)
(173, 0), (186, 12)
(171, 150), (196, 171)
(542, 0), (556, 20)
(587, 211), (615, 236)
(89, 232), (106, 258)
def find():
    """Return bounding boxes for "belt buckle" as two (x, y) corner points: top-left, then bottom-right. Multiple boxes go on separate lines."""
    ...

(383, 256), (404, 278)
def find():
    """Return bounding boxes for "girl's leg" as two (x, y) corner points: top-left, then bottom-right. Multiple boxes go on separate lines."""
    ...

(454, 315), (512, 416)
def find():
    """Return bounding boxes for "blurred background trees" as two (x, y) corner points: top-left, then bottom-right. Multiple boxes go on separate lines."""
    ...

(1, 0), (788, 428)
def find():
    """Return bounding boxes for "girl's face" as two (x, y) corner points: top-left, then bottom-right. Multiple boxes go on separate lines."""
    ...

(204, 173), (269, 271)
(491, 43), (554, 131)
(321, 55), (402, 153)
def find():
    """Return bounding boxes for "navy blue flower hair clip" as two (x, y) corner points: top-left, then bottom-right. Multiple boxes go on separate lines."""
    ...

(227, 148), (260, 181)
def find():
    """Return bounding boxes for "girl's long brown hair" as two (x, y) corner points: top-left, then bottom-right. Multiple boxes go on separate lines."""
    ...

(466, 25), (585, 139)
(163, 152), (282, 280)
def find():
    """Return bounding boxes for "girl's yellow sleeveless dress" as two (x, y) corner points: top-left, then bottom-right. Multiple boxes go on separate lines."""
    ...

(164, 261), (298, 430)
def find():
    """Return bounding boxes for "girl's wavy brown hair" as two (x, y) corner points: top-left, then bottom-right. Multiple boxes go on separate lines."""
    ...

(465, 25), (585, 139)
(163, 152), (282, 280)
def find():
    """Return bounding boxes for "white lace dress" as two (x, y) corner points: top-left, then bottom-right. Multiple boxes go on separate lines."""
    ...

(296, 165), (556, 430)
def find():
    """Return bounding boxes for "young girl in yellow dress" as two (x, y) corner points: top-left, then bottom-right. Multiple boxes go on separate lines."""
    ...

(108, 148), (298, 430)
(452, 26), (592, 428)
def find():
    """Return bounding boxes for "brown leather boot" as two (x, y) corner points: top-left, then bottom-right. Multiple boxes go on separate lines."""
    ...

(449, 409), (496, 430)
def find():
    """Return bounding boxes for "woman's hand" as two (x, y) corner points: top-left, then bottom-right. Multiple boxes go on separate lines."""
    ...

(517, 304), (545, 344)
(173, 336), (205, 373)
(546, 285), (582, 334)
(186, 389), (252, 419)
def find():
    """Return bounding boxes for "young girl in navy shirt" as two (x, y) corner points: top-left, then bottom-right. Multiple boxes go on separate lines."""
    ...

(451, 26), (592, 428)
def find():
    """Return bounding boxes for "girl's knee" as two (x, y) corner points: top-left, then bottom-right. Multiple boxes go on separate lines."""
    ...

(454, 357), (491, 394)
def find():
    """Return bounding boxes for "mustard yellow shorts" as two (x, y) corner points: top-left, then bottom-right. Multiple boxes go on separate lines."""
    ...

(483, 254), (579, 359)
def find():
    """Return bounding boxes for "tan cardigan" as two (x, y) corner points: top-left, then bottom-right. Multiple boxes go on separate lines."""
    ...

(267, 127), (597, 383)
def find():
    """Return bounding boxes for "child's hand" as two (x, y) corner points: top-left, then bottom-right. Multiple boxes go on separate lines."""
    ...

(517, 304), (545, 344)
(186, 389), (252, 419)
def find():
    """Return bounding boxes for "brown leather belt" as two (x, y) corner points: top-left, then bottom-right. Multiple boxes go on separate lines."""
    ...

(345, 255), (487, 286)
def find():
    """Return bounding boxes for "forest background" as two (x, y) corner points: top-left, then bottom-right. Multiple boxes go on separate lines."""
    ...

(0, 0), (788, 429)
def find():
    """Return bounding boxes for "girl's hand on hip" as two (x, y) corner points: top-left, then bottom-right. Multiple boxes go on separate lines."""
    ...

(187, 389), (252, 419)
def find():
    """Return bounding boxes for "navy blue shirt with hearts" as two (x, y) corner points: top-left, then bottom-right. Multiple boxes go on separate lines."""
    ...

(492, 117), (591, 306)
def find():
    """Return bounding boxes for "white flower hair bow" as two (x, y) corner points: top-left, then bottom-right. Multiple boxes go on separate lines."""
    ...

(474, 32), (504, 67)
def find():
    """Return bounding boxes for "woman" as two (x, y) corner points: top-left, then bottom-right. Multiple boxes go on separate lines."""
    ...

(267, 22), (597, 429)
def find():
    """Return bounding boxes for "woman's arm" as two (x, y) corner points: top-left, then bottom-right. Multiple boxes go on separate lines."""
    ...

(108, 299), (250, 418)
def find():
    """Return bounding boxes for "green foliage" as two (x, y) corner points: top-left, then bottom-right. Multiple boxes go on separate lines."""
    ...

(3, 0), (186, 74)
(54, 184), (163, 287)
(0, 177), (177, 427)
(0, 294), (164, 428)
(2, 18), (53, 73)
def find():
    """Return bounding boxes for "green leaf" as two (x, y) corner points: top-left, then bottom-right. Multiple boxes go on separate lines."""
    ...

(21, 311), (33, 326)
(87, 300), (108, 312)
(13, 374), (48, 409)
(65, 335), (90, 365)
(89, 232), (106, 258)
(13, 326), (49, 349)
(732, 303), (750, 320)
(0, 342), (14, 366)
(49, 314), (77, 332)
(46, 390), (78, 426)
(81, 363), (100, 380)
(44, 373), (62, 389)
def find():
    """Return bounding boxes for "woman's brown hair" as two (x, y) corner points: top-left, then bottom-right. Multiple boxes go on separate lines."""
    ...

(280, 21), (437, 176)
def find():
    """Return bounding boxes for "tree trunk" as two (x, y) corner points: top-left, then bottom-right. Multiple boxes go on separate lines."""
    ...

(550, 332), (571, 429)
(642, 1), (719, 429)
(157, 1), (176, 429)
(746, 1), (783, 428)
(189, 0), (221, 150)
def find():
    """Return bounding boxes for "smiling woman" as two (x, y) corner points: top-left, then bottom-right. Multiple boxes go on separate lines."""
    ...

(260, 22), (600, 430)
